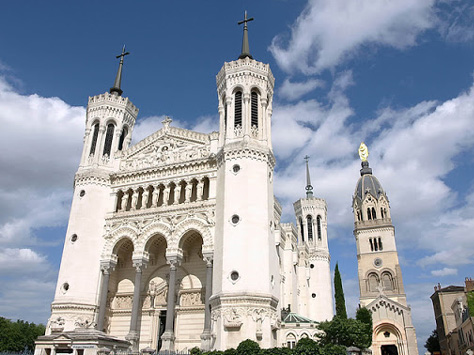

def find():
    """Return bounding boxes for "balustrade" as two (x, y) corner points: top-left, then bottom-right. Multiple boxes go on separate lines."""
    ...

(114, 177), (211, 212)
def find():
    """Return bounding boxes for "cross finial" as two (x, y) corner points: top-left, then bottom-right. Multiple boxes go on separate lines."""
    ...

(110, 45), (130, 96)
(238, 11), (254, 60)
(304, 155), (313, 198)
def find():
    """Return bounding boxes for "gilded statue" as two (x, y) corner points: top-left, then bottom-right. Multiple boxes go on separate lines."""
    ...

(358, 142), (369, 162)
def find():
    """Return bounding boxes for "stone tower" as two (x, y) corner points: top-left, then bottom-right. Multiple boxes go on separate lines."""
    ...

(48, 48), (138, 334)
(293, 158), (333, 322)
(211, 12), (280, 349)
(353, 143), (418, 355)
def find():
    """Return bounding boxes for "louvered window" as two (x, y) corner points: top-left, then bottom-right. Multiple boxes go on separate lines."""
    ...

(251, 91), (258, 127)
(89, 123), (99, 155)
(118, 127), (127, 151)
(299, 217), (304, 242)
(317, 215), (322, 240)
(223, 96), (227, 129)
(103, 123), (115, 156)
(307, 215), (313, 241)
(234, 91), (242, 127)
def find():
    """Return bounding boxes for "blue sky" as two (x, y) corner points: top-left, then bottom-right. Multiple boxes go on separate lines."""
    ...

(1, 1), (474, 353)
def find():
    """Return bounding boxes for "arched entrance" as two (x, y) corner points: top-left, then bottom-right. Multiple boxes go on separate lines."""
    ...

(381, 344), (398, 355)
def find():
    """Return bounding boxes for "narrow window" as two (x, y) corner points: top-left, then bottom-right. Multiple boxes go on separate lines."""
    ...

(367, 208), (372, 220)
(89, 123), (99, 155)
(103, 123), (115, 156)
(251, 91), (258, 128)
(369, 238), (374, 251)
(118, 127), (127, 151)
(378, 237), (383, 251)
(380, 207), (384, 218)
(299, 217), (304, 242)
(374, 238), (378, 251)
(234, 91), (242, 127)
(223, 96), (227, 129)
(307, 215), (313, 241)
(317, 215), (322, 240)
(372, 207), (377, 219)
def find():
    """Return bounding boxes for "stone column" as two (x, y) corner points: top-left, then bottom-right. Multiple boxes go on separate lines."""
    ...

(164, 185), (171, 206)
(243, 92), (251, 136)
(121, 192), (128, 212)
(126, 259), (147, 351)
(97, 261), (116, 332)
(197, 180), (204, 201)
(141, 188), (149, 210)
(201, 254), (214, 350)
(93, 125), (106, 165)
(110, 129), (121, 159)
(152, 187), (160, 207)
(184, 182), (192, 203)
(80, 128), (91, 165)
(173, 184), (181, 205)
(260, 97), (268, 141)
(131, 189), (139, 211)
(161, 257), (180, 351)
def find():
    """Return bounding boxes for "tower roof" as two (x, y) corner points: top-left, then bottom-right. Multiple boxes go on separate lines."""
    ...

(238, 11), (254, 60)
(354, 160), (385, 201)
(304, 155), (313, 198)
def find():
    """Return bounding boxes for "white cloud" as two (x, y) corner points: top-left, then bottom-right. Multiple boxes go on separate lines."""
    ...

(431, 267), (458, 276)
(278, 78), (324, 101)
(269, 0), (435, 74)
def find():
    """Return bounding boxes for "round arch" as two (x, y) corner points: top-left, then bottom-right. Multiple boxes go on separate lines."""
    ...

(173, 218), (213, 250)
(102, 226), (139, 259)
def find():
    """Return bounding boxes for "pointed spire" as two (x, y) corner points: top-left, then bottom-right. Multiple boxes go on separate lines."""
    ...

(110, 45), (130, 96)
(304, 155), (313, 198)
(238, 11), (254, 59)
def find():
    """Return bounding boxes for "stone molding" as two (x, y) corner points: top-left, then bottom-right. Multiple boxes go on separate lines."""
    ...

(216, 145), (276, 169)
(74, 170), (111, 187)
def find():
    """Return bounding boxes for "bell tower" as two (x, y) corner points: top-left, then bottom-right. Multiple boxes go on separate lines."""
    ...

(293, 156), (333, 322)
(353, 143), (418, 355)
(48, 48), (138, 334)
(211, 12), (280, 350)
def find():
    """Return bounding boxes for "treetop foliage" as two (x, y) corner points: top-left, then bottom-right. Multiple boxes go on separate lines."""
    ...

(0, 317), (45, 352)
(334, 263), (347, 319)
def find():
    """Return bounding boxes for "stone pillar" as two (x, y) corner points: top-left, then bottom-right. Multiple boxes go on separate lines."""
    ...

(197, 180), (204, 201)
(164, 185), (171, 206)
(97, 261), (116, 332)
(121, 192), (128, 212)
(260, 97), (268, 141)
(141, 188), (149, 210)
(126, 259), (147, 351)
(201, 254), (214, 351)
(80, 128), (91, 165)
(93, 125), (106, 165)
(173, 184), (181, 205)
(131, 189), (139, 211)
(110, 129), (121, 159)
(184, 182), (192, 203)
(243, 92), (251, 136)
(152, 187), (160, 207)
(161, 257), (180, 351)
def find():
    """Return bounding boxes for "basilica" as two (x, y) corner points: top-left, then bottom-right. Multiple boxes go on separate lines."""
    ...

(34, 15), (418, 355)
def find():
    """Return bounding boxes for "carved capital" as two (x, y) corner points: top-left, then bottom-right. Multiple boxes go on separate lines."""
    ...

(203, 252), (214, 267)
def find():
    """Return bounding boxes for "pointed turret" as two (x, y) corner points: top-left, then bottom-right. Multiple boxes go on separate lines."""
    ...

(304, 155), (313, 198)
(110, 45), (130, 96)
(238, 11), (254, 59)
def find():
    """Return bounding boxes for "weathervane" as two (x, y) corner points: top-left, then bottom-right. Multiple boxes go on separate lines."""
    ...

(238, 11), (254, 59)
(110, 45), (130, 96)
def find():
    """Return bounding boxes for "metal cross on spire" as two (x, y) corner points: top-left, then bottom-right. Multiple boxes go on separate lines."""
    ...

(304, 155), (314, 198)
(110, 45), (130, 96)
(238, 11), (254, 60)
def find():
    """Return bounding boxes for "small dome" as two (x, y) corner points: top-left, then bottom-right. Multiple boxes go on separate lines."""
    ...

(354, 161), (385, 201)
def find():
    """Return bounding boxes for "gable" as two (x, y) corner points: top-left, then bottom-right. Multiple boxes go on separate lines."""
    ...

(119, 126), (212, 172)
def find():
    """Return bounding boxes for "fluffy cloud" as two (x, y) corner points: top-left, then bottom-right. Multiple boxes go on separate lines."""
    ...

(269, 0), (435, 74)
(431, 267), (458, 276)
(278, 78), (324, 101)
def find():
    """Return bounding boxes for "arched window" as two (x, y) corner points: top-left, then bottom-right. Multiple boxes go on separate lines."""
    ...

(372, 207), (377, 219)
(378, 237), (383, 251)
(367, 208), (372, 220)
(374, 238), (378, 251)
(368, 273), (379, 292)
(380, 207), (384, 218)
(251, 91), (258, 128)
(317, 215), (322, 240)
(234, 91), (242, 128)
(89, 123), (99, 155)
(369, 238), (374, 251)
(118, 127), (127, 151)
(299, 217), (304, 242)
(103, 123), (115, 157)
(307, 215), (313, 241)
(382, 272), (393, 290)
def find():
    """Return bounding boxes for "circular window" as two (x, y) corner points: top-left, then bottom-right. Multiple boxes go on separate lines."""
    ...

(312, 293), (316, 298)
(230, 271), (239, 281)
(231, 215), (240, 225)
(232, 164), (241, 173)
(310, 264), (315, 269)
(62, 283), (70, 293)
(374, 258), (383, 268)
(384, 331), (390, 338)
(71, 234), (78, 242)
(80, 190), (85, 197)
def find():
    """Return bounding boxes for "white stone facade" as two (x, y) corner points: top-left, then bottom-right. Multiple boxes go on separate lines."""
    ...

(37, 54), (334, 354)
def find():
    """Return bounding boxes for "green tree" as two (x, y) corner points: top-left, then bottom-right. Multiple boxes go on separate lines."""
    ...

(318, 316), (371, 350)
(356, 307), (373, 347)
(0, 317), (45, 352)
(424, 330), (440, 354)
(293, 337), (320, 355)
(334, 262), (347, 319)
(236, 339), (260, 355)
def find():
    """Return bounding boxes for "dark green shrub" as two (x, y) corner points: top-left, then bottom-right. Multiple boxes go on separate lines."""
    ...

(190, 346), (203, 355)
(237, 339), (260, 355)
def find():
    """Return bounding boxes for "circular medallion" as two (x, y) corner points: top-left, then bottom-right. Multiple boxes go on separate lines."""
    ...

(374, 258), (383, 268)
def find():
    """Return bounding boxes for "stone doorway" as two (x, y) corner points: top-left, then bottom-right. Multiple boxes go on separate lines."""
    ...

(381, 344), (398, 355)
